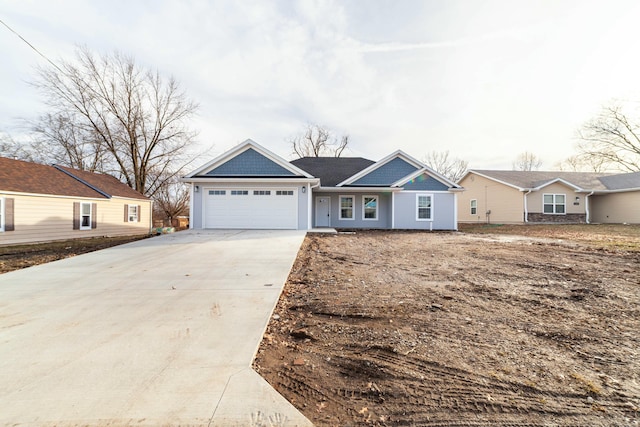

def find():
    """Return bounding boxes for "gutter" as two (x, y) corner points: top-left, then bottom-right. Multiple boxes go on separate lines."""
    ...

(585, 191), (594, 224)
(523, 190), (532, 223)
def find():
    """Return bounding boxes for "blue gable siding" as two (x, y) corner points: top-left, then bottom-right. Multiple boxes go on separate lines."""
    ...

(351, 158), (419, 186)
(402, 173), (449, 191)
(206, 148), (296, 176)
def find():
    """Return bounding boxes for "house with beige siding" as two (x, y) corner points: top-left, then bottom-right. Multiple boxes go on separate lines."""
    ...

(0, 157), (152, 246)
(457, 170), (640, 224)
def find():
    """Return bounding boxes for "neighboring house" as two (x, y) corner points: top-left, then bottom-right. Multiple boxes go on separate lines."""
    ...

(182, 139), (462, 230)
(0, 157), (153, 246)
(457, 170), (640, 224)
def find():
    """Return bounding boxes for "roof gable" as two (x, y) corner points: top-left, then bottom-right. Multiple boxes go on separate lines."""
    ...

(339, 151), (424, 187)
(397, 172), (451, 191)
(186, 139), (313, 178)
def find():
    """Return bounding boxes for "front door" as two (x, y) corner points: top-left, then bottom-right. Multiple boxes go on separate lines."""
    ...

(315, 197), (331, 227)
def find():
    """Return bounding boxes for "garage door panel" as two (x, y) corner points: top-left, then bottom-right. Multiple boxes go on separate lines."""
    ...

(204, 188), (297, 229)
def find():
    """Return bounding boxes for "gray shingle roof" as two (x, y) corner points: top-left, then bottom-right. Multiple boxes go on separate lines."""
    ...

(291, 157), (376, 187)
(598, 171), (640, 190)
(472, 170), (613, 191)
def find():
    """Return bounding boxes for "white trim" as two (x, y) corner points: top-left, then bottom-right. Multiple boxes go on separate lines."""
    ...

(362, 195), (378, 221)
(338, 195), (355, 220)
(391, 167), (461, 189)
(585, 191), (594, 224)
(183, 177), (318, 184)
(523, 190), (532, 222)
(542, 193), (566, 215)
(470, 199), (478, 215)
(463, 170), (525, 191)
(453, 192), (458, 231)
(184, 139), (314, 178)
(127, 204), (139, 222)
(416, 193), (433, 221)
(317, 186), (403, 192)
(337, 150), (426, 187)
(307, 183), (313, 230)
(0, 197), (5, 232)
(0, 190), (105, 200)
(391, 192), (395, 229)
(533, 178), (584, 192)
(79, 202), (92, 230)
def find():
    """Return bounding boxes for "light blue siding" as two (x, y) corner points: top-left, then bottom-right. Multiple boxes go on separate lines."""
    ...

(206, 148), (296, 176)
(192, 186), (203, 228)
(313, 192), (392, 228)
(297, 185), (309, 229)
(351, 158), (418, 186)
(393, 192), (457, 230)
(402, 174), (449, 191)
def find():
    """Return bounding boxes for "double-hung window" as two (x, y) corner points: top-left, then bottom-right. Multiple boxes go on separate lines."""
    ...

(470, 199), (477, 215)
(417, 194), (432, 220)
(128, 205), (138, 222)
(0, 197), (4, 232)
(543, 194), (565, 214)
(340, 196), (354, 220)
(362, 196), (378, 220)
(80, 202), (92, 230)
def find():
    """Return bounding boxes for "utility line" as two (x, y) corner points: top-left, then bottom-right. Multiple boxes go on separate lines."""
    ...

(0, 16), (65, 73)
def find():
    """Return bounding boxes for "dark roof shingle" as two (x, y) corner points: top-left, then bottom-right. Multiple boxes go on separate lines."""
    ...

(290, 157), (375, 187)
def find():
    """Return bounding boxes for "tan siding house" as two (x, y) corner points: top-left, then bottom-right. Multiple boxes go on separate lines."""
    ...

(0, 157), (152, 246)
(458, 170), (640, 225)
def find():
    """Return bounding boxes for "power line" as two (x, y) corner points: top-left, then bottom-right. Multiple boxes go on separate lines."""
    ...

(0, 16), (65, 73)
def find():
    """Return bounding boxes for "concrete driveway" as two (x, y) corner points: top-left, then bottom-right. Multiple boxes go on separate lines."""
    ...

(0, 230), (313, 427)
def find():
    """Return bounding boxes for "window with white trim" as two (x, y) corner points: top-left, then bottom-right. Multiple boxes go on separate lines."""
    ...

(470, 199), (477, 215)
(80, 202), (92, 230)
(363, 196), (378, 220)
(543, 194), (565, 214)
(416, 194), (432, 220)
(128, 204), (138, 222)
(339, 196), (354, 220)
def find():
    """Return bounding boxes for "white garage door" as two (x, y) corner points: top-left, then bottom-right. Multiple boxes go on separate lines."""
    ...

(204, 188), (298, 229)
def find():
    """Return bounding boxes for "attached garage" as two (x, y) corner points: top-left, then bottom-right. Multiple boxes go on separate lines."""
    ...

(204, 187), (298, 229)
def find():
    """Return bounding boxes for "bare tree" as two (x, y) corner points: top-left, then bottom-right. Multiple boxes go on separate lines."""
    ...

(555, 154), (608, 173)
(422, 150), (468, 182)
(576, 103), (640, 172)
(512, 151), (543, 171)
(153, 176), (190, 226)
(290, 124), (349, 158)
(0, 132), (34, 161)
(32, 47), (199, 197)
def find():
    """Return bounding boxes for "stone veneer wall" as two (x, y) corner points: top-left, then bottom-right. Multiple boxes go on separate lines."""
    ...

(527, 213), (586, 223)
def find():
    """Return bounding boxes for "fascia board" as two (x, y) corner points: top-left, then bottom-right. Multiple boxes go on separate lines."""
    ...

(181, 177), (320, 184)
(468, 170), (526, 191)
(336, 150), (426, 187)
(317, 186), (403, 192)
(391, 167), (461, 189)
(532, 178), (584, 192)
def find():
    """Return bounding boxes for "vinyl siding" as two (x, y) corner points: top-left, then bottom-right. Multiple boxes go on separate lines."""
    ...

(0, 193), (151, 246)
(393, 192), (457, 230)
(528, 182), (585, 215)
(457, 173), (524, 223)
(351, 158), (419, 186)
(590, 192), (640, 224)
(313, 192), (392, 229)
(205, 148), (296, 176)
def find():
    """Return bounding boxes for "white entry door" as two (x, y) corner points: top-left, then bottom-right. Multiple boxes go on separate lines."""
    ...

(315, 197), (331, 227)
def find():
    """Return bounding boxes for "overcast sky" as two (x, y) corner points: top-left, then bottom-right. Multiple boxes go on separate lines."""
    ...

(2, 0), (640, 170)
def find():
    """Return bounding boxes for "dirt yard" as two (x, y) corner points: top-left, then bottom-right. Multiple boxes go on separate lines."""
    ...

(254, 225), (640, 426)
(0, 234), (150, 274)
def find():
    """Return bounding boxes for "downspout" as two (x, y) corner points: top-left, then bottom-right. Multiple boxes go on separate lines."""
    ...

(523, 190), (532, 223)
(585, 191), (594, 224)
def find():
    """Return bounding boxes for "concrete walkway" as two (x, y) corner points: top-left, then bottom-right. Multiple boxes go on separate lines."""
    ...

(0, 230), (314, 427)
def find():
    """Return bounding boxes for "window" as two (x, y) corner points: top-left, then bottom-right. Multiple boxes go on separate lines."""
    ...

(470, 199), (477, 215)
(417, 194), (432, 220)
(231, 190), (248, 195)
(276, 190), (294, 196)
(128, 205), (138, 222)
(253, 190), (271, 195)
(340, 196), (354, 220)
(209, 190), (226, 195)
(0, 198), (4, 232)
(543, 194), (566, 214)
(363, 196), (378, 220)
(80, 202), (92, 230)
